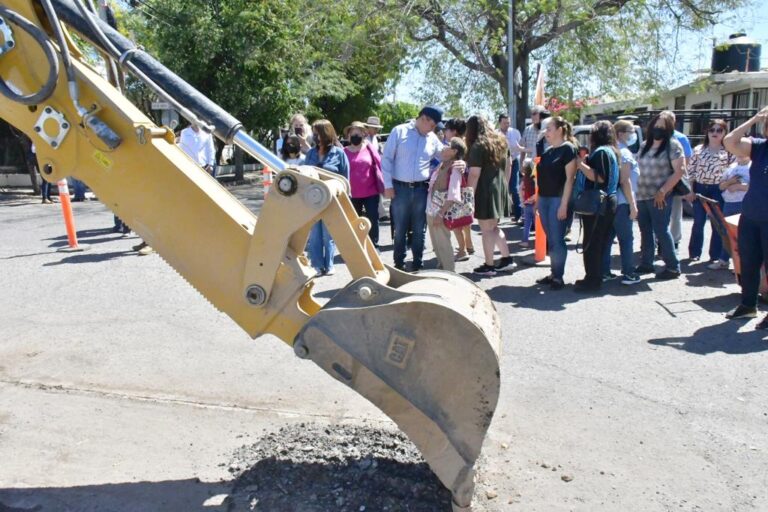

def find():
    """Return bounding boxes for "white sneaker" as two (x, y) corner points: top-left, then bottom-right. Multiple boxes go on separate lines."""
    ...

(707, 260), (729, 270)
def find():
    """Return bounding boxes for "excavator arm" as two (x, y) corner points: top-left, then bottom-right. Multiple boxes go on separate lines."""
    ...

(0, 1), (501, 509)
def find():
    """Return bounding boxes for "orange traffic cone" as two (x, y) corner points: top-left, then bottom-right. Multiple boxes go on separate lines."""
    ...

(523, 157), (549, 267)
(57, 179), (88, 253)
(262, 166), (273, 196)
(533, 194), (547, 263)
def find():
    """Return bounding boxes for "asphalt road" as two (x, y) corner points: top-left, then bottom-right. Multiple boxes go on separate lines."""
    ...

(1, 186), (766, 512)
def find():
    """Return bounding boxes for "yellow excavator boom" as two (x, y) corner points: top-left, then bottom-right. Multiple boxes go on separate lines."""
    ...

(0, 1), (501, 509)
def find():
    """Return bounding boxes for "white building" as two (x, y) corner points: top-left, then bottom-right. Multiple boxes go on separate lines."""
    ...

(582, 33), (766, 141)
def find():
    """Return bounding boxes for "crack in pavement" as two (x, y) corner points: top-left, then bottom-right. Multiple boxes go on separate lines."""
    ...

(0, 379), (384, 424)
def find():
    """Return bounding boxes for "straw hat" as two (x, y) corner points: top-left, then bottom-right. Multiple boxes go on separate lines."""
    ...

(344, 121), (367, 137)
(363, 116), (383, 129)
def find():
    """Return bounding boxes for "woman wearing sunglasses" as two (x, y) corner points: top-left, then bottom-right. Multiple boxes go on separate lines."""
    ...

(687, 119), (735, 266)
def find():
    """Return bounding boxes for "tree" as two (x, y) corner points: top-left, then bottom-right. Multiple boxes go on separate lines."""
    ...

(376, 101), (422, 131)
(383, 0), (746, 128)
(121, 0), (407, 142)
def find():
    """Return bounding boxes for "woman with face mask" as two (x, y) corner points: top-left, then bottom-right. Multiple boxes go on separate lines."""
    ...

(634, 114), (686, 280)
(344, 121), (385, 248)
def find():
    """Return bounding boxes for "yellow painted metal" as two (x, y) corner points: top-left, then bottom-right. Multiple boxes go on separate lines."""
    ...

(0, 0), (387, 343)
(0, 2), (503, 508)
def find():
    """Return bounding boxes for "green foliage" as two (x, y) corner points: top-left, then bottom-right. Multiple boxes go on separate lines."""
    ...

(375, 101), (421, 132)
(385, 0), (748, 121)
(119, 0), (407, 141)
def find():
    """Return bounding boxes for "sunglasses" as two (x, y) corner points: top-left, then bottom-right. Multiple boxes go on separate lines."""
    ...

(708, 127), (725, 133)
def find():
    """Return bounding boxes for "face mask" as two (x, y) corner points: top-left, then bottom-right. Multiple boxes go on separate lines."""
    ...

(349, 135), (363, 146)
(626, 131), (638, 147)
(651, 127), (666, 140)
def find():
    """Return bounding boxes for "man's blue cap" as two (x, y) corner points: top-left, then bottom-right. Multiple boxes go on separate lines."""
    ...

(419, 105), (444, 125)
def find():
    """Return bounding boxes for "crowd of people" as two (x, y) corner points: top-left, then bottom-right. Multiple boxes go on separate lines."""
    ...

(30, 99), (765, 329)
(275, 104), (768, 330)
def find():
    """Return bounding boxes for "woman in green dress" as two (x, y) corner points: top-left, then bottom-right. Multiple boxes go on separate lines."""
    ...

(466, 115), (514, 276)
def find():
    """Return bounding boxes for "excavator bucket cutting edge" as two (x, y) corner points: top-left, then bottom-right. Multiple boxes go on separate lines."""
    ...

(294, 269), (502, 510)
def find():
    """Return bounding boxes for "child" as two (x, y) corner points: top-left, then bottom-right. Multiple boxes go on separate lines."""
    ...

(452, 165), (475, 261)
(712, 155), (751, 268)
(427, 138), (467, 272)
(520, 159), (536, 247)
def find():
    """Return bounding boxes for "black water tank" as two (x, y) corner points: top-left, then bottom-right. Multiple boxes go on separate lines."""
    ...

(712, 33), (761, 73)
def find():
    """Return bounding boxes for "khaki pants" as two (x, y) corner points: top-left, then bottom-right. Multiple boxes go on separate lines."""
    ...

(428, 215), (455, 272)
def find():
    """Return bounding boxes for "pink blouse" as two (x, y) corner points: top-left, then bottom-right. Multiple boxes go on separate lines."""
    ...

(344, 145), (383, 198)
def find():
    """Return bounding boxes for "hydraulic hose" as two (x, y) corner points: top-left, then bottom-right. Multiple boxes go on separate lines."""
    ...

(50, 0), (242, 142)
(39, 0), (87, 115)
(0, 5), (59, 105)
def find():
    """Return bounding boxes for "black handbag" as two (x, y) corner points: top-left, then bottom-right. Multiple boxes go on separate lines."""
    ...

(672, 176), (691, 196)
(573, 188), (607, 216)
(665, 143), (691, 196)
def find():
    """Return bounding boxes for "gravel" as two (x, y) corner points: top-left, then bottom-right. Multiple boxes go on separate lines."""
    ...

(224, 423), (454, 511)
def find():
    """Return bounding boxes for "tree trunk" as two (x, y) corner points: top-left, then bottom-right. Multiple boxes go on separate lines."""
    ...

(515, 53), (530, 132)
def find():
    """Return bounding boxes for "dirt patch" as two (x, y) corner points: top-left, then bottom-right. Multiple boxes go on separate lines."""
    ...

(225, 423), (454, 511)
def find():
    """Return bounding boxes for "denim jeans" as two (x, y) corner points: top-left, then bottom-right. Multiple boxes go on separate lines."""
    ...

(308, 221), (335, 273)
(538, 196), (568, 280)
(392, 181), (428, 268)
(637, 198), (679, 272)
(70, 177), (87, 200)
(689, 182), (724, 261)
(41, 179), (52, 200)
(737, 214), (768, 308)
(508, 158), (521, 220)
(522, 203), (535, 242)
(719, 201), (742, 262)
(602, 203), (635, 276)
(351, 194), (380, 247)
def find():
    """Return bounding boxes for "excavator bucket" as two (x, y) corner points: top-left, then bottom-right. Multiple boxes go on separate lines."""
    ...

(295, 269), (501, 510)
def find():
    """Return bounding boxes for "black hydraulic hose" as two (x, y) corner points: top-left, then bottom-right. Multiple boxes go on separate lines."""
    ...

(39, 0), (86, 115)
(50, 0), (243, 142)
(0, 5), (59, 105)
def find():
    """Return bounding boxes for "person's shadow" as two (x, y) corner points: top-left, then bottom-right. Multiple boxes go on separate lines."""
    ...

(648, 320), (768, 355)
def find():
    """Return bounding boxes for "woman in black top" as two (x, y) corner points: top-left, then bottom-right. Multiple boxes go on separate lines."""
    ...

(535, 117), (578, 289)
(574, 121), (621, 292)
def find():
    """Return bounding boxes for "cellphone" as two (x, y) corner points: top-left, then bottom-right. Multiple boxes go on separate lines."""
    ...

(294, 126), (304, 136)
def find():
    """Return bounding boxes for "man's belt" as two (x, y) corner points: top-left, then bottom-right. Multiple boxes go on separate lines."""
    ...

(393, 179), (430, 188)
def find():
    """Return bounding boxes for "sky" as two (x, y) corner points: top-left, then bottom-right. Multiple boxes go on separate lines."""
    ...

(392, 1), (768, 112)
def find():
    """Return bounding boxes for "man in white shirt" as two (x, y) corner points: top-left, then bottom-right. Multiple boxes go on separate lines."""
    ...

(179, 124), (216, 176)
(499, 113), (524, 222)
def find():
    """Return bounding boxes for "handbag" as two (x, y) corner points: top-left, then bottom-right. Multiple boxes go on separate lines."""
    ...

(666, 142), (691, 196)
(443, 187), (475, 229)
(573, 188), (606, 216)
(366, 144), (386, 194)
(430, 187), (475, 229)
